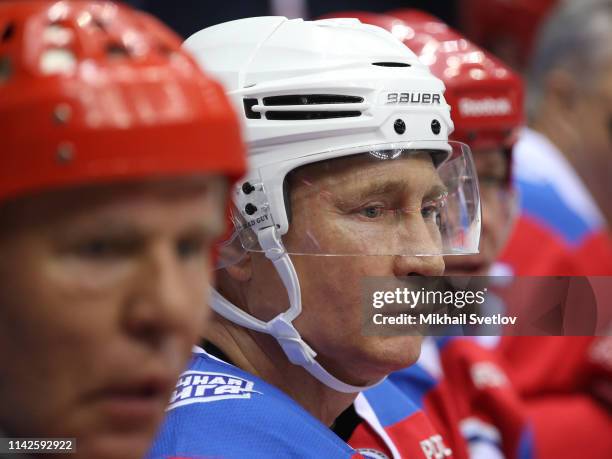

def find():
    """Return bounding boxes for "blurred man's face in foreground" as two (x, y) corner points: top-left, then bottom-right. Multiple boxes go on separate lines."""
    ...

(0, 177), (226, 459)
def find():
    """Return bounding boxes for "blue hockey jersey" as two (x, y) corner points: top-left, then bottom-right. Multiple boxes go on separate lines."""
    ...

(147, 347), (365, 459)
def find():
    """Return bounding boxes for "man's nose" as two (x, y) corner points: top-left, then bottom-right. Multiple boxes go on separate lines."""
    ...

(123, 243), (205, 348)
(392, 213), (446, 276)
(393, 254), (445, 277)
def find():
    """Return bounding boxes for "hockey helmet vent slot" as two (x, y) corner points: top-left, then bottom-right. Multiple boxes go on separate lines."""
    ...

(265, 111), (361, 120)
(243, 98), (261, 119)
(1, 22), (15, 43)
(91, 16), (107, 31)
(372, 62), (411, 67)
(106, 42), (130, 58)
(263, 94), (363, 106)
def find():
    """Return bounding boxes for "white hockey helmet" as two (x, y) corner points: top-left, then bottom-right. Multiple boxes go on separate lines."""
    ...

(184, 17), (481, 392)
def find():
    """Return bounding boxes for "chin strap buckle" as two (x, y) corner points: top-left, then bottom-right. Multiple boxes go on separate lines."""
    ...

(258, 226), (286, 261)
(268, 315), (317, 366)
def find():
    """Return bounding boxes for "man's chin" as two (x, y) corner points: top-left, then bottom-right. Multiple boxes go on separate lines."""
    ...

(311, 335), (424, 388)
(383, 335), (423, 368)
(351, 335), (423, 384)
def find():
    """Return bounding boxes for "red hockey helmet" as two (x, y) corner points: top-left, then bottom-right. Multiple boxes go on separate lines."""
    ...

(449, 0), (558, 68)
(0, 1), (246, 203)
(389, 9), (524, 153)
(325, 10), (524, 154)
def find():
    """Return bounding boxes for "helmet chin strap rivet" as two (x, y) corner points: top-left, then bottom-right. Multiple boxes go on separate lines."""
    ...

(394, 118), (406, 134)
(431, 119), (441, 135)
(244, 203), (257, 215)
(242, 182), (256, 194)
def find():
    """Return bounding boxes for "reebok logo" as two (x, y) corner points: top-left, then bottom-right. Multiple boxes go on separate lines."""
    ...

(458, 97), (512, 117)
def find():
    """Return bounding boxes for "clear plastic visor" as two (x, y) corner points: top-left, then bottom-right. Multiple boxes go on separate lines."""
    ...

(233, 141), (480, 257)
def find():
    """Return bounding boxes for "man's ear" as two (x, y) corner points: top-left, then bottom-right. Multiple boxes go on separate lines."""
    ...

(225, 252), (252, 282)
(546, 68), (579, 113)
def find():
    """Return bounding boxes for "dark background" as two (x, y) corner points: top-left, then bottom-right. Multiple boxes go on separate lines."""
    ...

(124, 0), (458, 39)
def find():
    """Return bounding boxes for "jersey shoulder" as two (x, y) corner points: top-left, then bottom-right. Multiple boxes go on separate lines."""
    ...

(147, 349), (359, 459)
(358, 377), (455, 459)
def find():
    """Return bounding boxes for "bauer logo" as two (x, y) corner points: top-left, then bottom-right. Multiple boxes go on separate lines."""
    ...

(167, 370), (261, 410)
(458, 97), (512, 117)
(386, 92), (442, 105)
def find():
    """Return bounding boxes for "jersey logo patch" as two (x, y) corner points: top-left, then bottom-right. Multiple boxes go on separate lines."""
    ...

(167, 370), (261, 410)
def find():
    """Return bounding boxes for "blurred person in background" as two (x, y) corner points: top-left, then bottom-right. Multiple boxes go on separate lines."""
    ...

(492, 1), (612, 457)
(500, 0), (612, 276)
(323, 9), (533, 459)
(148, 15), (482, 459)
(0, 2), (245, 459)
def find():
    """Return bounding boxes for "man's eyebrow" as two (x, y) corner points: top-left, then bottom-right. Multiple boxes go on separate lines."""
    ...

(51, 219), (146, 240)
(194, 219), (227, 240)
(351, 180), (412, 201)
(52, 217), (226, 241)
(349, 180), (448, 201)
(424, 183), (449, 201)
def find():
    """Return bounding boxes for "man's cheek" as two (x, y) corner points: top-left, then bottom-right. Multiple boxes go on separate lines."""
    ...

(48, 257), (136, 294)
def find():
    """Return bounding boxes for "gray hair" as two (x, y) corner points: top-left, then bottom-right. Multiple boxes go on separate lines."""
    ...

(527, 0), (612, 118)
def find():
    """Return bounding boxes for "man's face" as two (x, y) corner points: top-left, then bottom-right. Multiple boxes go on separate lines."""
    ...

(243, 153), (445, 385)
(0, 177), (227, 459)
(543, 61), (612, 206)
(537, 60), (612, 227)
(444, 147), (515, 275)
(573, 62), (612, 183)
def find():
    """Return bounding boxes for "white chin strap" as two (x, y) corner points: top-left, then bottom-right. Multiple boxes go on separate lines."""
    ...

(210, 226), (385, 393)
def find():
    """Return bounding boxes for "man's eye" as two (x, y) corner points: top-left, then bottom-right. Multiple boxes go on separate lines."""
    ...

(422, 199), (445, 228)
(75, 239), (126, 258)
(421, 205), (438, 219)
(423, 206), (443, 230)
(359, 206), (385, 219)
(177, 237), (205, 259)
